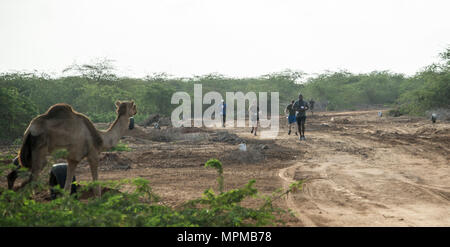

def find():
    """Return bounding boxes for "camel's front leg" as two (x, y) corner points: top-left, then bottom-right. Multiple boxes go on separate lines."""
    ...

(87, 152), (101, 197)
(64, 159), (79, 194)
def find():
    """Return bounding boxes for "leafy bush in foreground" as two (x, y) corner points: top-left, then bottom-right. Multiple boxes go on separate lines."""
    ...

(0, 159), (302, 227)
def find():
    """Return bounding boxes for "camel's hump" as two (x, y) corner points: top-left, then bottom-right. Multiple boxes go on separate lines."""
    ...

(43, 103), (75, 119)
(40, 103), (103, 148)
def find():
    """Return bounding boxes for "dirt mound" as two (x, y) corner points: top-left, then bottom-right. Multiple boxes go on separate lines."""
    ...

(141, 114), (161, 127)
(99, 153), (131, 170)
(259, 143), (299, 161)
(158, 117), (172, 126)
(181, 127), (209, 134)
(211, 131), (244, 144)
(125, 126), (181, 142)
(372, 129), (404, 139)
(426, 108), (450, 121)
(181, 132), (210, 143)
(388, 109), (403, 117)
(141, 114), (172, 127)
(415, 126), (450, 136)
(127, 127), (211, 143)
(108, 124), (210, 143)
(125, 125), (150, 138)
(146, 128), (182, 142)
(221, 145), (265, 164)
(332, 117), (351, 124)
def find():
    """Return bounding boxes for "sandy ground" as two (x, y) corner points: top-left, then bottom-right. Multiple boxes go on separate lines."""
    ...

(277, 111), (450, 226)
(2, 110), (449, 226)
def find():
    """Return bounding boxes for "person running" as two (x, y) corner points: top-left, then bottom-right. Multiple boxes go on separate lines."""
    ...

(220, 100), (226, 127)
(293, 94), (309, 140)
(250, 101), (259, 136)
(309, 99), (315, 116)
(285, 100), (298, 135)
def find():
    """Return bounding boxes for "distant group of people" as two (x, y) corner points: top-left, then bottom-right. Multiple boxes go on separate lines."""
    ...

(219, 94), (315, 140)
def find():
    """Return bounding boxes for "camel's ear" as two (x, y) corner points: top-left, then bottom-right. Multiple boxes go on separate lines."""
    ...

(115, 101), (121, 108)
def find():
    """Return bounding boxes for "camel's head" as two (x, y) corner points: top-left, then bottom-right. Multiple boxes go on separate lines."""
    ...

(115, 100), (137, 117)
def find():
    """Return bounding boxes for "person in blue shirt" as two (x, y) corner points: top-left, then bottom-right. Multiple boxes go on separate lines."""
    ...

(285, 100), (298, 136)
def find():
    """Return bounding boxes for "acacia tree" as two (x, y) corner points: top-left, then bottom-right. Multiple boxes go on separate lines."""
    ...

(63, 58), (118, 83)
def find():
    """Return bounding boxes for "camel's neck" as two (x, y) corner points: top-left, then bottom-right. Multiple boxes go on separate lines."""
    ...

(100, 115), (129, 150)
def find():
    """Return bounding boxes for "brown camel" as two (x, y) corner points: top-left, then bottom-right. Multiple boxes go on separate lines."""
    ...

(8, 100), (137, 196)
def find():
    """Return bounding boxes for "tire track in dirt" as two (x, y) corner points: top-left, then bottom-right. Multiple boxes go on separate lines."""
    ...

(278, 163), (317, 226)
(392, 175), (450, 203)
(275, 111), (450, 226)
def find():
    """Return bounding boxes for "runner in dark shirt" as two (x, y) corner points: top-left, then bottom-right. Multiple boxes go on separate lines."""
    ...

(285, 100), (297, 136)
(293, 94), (309, 141)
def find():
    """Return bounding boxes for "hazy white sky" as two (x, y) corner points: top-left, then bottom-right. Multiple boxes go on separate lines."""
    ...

(1, 0), (449, 78)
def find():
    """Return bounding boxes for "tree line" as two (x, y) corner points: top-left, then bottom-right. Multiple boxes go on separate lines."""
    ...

(1, 47), (448, 142)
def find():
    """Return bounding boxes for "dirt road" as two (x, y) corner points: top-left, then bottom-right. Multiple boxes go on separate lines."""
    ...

(2, 110), (448, 226)
(275, 110), (450, 226)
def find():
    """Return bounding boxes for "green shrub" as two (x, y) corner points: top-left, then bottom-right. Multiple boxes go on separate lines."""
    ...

(205, 158), (224, 193)
(108, 141), (131, 152)
(0, 87), (38, 142)
(0, 158), (302, 227)
(388, 108), (403, 117)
